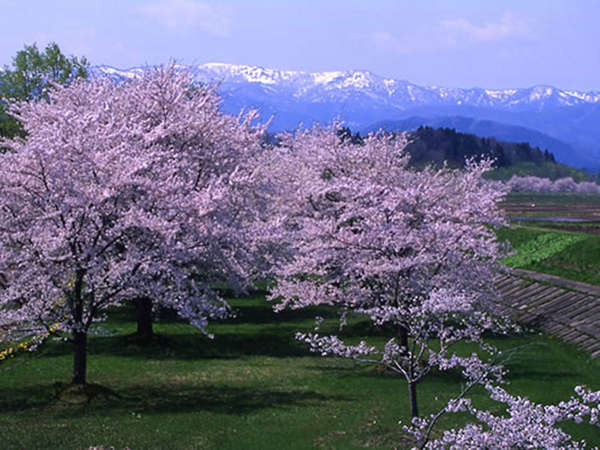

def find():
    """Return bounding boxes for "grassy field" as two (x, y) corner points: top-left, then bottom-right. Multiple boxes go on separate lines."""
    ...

(0, 296), (599, 449)
(497, 225), (600, 285)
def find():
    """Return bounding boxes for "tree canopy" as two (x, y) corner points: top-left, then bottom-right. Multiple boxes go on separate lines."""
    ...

(0, 42), (89, 139)
(263, 125), (514, 418)
(0, 65), (266, 384)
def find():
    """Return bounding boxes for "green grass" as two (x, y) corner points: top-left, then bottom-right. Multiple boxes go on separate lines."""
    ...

(0, 296), (599, 449)
(498, 224), (600, 286)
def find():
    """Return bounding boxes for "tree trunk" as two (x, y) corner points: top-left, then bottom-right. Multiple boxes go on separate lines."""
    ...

(398, 326), (408, 350)
(72, 331), (87, 385)
(134, 296), (154, 338)
(399, 327), (418, 418)
(72, 269), (87, 385)
(408, 380), (419, 418)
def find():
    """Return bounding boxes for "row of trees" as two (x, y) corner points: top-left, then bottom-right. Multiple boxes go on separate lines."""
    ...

(0, 45), (598, 447)
(505, 175), (600, 194)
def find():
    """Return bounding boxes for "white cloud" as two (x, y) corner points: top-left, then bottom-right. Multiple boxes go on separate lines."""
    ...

(369, 13), (533, 56)
(440, 13), (528, 42)
(139, 0), (230, 36)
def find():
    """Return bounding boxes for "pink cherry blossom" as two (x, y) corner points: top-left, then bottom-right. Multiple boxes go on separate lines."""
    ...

(0, 65), (267, 383)
(265, 124), (515, 418)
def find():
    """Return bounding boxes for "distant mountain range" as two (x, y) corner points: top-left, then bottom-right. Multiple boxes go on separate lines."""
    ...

(93, 63), (600, 170)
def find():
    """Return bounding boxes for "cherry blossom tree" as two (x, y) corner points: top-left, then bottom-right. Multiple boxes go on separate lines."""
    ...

(266, 125), (514, 418)
(0, 65), (267, 384)
(101, 65), (270, 339)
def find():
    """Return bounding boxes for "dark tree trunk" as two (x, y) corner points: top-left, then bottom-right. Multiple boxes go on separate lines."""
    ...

(134, 296), (154, 338)
(408, 380), (419, 418)
(72, 331), (87, 385)
(71, 269), (87, 385)
(398, 326), (409, 349)
(398, 326), (419, 418)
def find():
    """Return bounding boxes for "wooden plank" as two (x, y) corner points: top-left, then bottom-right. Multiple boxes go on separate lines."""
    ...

(508, 284), (555, 308)
(523, 289), (574, 311)
(577, 338), (598, 350)
(560, 329), (581, 340)
(494, 272), (600, 358)
(511, 269), (600, 297)
(571, 334), (592, 345)
(535, 292), (583, 315)
(493, 275), (514, 287)
(544, 322), (564, 333)
(526, 285), (565, 302)
(510, 290), (563, 314)
(498, 277), (534, 291)
(520, 313), (551, 328)
(559, 297), (599, 320)
(569, 305), (600, 323)
(499, 282), (536, 299)
(495, 276), (529, 290)
(582, 341), (600, 353)
(575, 324), (600, 339)
(555, 328), (580, 341)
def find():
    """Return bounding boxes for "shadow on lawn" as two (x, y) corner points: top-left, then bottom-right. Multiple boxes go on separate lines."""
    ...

(38, 328), (314, 361)
(123, 383), (349, 416)
(0, 382), (349, 417)
(224, 302), (338, 325)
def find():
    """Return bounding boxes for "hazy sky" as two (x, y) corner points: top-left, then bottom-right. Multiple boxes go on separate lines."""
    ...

(1, 0), (598, 90)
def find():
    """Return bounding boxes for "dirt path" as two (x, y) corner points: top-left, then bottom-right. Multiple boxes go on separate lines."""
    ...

(495, 268), (600, 359)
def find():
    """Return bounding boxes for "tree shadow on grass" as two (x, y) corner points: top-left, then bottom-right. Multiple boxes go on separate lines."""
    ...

(0, 382), (350, 417)
(0, 384), (58, 411)
(37, 328), (314, 361)
(122, 330), (313, 360)
(223, 302), (339, 326)
(121, 383), (349, 416)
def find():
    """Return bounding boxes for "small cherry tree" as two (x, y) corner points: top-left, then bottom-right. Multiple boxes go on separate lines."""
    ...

(0, 66), (266, 384)
(266, 125), (513, 418)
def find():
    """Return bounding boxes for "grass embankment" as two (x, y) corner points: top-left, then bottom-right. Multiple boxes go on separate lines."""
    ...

(0, 297), (599, 449)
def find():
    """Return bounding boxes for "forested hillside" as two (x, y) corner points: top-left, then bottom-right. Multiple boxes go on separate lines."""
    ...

(333, 126), (595, 182)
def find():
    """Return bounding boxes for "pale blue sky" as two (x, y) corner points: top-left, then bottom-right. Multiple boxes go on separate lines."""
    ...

(1, 0), (598, 90)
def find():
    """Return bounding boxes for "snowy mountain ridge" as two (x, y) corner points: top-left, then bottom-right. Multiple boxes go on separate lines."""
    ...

(91, 63), (600, 169)
(93, 62), (600, 109)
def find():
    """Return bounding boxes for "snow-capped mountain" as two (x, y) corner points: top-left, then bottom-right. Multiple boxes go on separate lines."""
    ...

(94, 62), (600, 110)
(92, 63), (600, 169)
